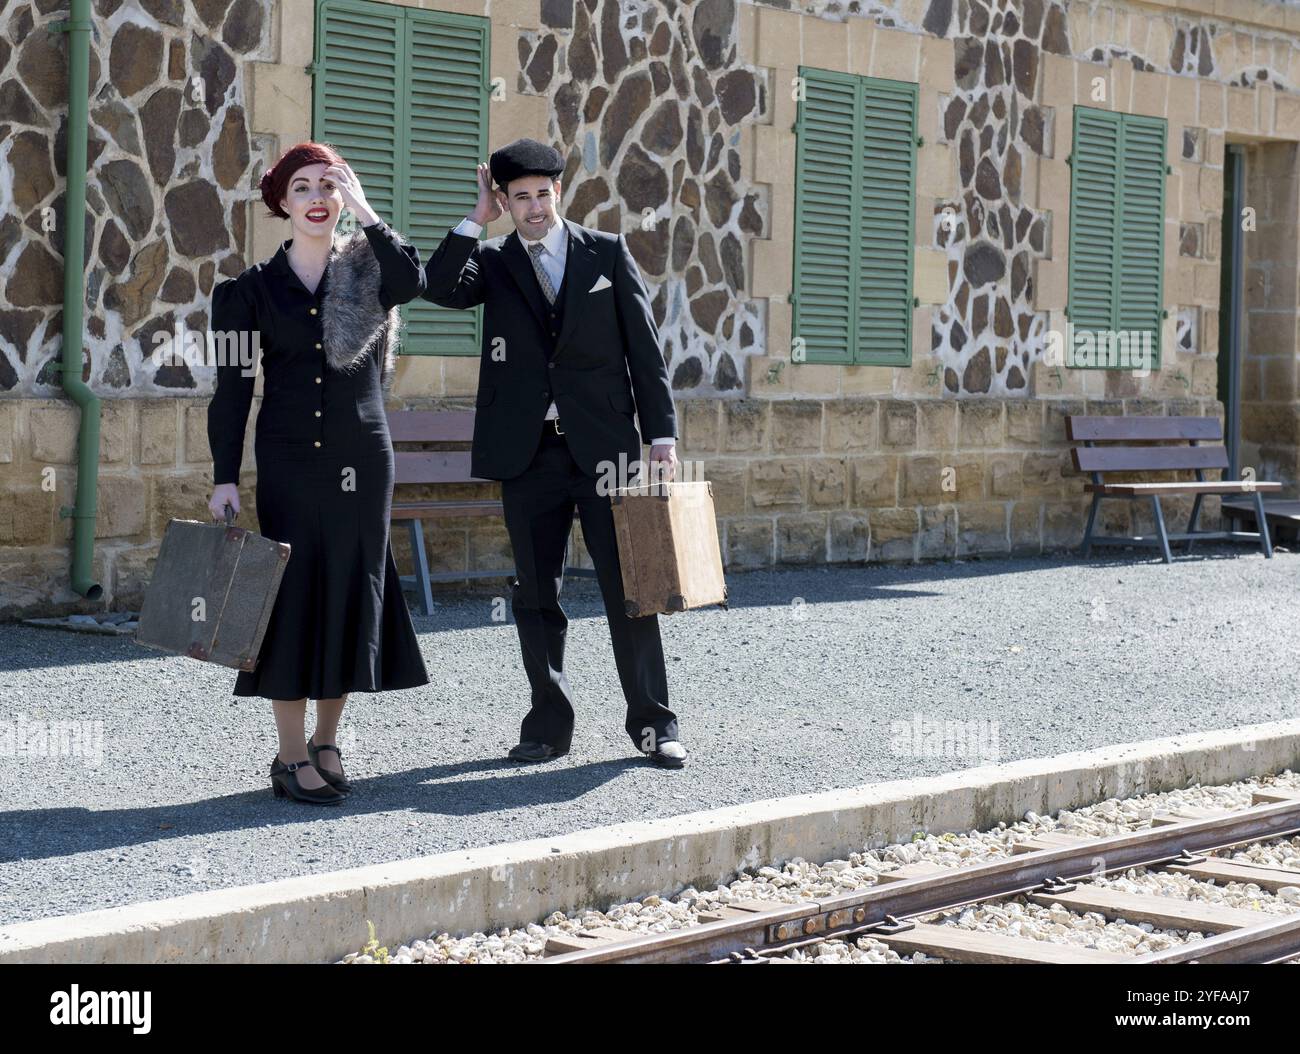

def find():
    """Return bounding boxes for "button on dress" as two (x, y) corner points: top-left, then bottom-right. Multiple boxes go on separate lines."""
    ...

(207, 221), (430, 700)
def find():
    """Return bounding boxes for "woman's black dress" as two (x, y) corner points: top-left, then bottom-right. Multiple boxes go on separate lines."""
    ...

(207, 221), (430, 700)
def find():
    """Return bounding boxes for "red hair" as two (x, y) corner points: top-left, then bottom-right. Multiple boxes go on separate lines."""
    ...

(259, 141), (347, 220)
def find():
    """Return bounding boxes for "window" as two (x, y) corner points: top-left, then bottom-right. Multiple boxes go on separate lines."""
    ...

(312, 0), (489, 355)
(791, 66), (918, 367)
(1067, 106), (1167, 368)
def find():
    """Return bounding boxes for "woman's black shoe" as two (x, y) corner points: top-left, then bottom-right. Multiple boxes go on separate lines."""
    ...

(270, 754), (346, 804)
(307, 736), (353, 794)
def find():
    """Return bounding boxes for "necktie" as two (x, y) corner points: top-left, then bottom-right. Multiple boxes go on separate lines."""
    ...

(526, 241), (557, 305)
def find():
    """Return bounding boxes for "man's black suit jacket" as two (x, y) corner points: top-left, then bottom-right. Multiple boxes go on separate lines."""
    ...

(421, 218), (678, 481)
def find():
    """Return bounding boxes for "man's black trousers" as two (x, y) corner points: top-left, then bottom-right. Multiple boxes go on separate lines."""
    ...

(499, 423), (678, 753)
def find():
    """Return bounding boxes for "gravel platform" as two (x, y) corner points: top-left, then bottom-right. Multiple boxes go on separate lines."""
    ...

(1, 546), (1298, 926)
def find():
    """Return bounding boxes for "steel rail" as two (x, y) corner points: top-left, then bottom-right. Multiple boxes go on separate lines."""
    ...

(542, 798), (1300, 964)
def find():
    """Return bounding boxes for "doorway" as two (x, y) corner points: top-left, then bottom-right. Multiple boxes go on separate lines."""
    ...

(1216, 145), (1244, 480)
(1222, 140), (1300, 542)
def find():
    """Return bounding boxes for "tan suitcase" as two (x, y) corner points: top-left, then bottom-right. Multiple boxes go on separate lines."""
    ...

(610, 481), (727, 617)
(135, 510), (291, 670)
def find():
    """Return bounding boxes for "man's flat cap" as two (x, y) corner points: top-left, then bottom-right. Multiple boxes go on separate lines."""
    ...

(489, 138), (564, 189)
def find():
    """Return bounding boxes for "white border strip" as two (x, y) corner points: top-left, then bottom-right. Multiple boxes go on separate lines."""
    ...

(3, 720), (1296, 963)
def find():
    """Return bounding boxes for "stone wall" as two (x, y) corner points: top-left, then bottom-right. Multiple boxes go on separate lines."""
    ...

(391, 0), (1300, 584)
(5, 3), (1300, 399)
(0, 395), (258, 617)
(679, 391), (1221, 567)
(521, 0), (768, 393)
(741, 0), (1300, 406)
(4, 0), (1300, 618)
(0, 0), (270, 396)
(0, 0), (274, 616)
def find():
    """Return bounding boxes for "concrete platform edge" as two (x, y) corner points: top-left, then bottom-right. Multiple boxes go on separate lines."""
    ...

(3, 720), (1297, 963)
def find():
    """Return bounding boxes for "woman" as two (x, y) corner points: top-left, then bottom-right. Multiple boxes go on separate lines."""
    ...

(207, 141), (429, 804)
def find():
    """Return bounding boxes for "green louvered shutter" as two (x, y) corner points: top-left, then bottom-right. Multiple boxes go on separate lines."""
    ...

(1068, 107), (1167, 367)
(857, 77), (917, 367)
(313, 0), (404, 225)
(1116, 113), (1166, 367)
(402, 11), (489, 356)
(793, 68), (916, 366)
(793, 68), (858, 365)
(313, 1), (489, 356)
(1067, 107), (1121, 341)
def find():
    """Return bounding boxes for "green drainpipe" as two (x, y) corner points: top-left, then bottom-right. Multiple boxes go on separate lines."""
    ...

(56, 0), (103, 601)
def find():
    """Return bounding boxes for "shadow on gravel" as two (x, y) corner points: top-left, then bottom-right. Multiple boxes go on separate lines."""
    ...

(0, 756), (644, 863)
(1058, 550), (1284, 569)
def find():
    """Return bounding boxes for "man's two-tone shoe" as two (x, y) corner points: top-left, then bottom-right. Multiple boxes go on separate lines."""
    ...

(646, 740), (686, 769)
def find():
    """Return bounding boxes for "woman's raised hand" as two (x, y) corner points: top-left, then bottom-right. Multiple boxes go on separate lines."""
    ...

(323, 161), (379, 227)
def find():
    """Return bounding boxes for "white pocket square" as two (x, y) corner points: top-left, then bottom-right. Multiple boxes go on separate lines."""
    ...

(589, 274), (612, 293)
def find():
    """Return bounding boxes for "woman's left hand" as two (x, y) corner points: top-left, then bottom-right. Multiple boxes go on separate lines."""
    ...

(323, 162), (379, 227)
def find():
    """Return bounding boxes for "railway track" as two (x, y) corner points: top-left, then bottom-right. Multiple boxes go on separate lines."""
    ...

(541, 788), (1300, 964)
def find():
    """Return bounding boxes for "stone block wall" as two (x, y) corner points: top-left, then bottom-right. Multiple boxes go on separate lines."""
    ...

(739, 0), (1297, 410)
(673, 391), (1222, 570)
(0, 0), (270, 396)
(484, 0), (770, 395)
(4, 0), (1300, 618)
(0, 395), (258, 617)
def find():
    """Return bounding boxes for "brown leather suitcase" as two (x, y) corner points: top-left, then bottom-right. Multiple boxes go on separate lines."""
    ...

(134, 511), (290, 670)
(610, 481), (727, 617)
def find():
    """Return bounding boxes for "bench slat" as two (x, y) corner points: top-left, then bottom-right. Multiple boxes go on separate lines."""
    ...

(386, 409), (476, 443)
(1072, 444), (1229, 473)
(1087, 481), (1282, 496)
(1066, 415), (1222, 442)
(394, 450), (483, 485)
(391, 501), (504, 520)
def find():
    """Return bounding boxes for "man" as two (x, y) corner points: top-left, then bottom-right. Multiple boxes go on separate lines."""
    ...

(422, 138), (686, 769)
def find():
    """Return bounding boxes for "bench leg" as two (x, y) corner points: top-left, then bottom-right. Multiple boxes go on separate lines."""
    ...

(1252, 490), (1274, 559)
(1150, 495), (1173, 563)
(1185, 493), (1204, 553)
(407, 520), (435, 616)
(1081, 492), (1102, 559)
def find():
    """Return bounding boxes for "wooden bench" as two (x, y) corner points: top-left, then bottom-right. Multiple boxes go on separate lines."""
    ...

(1066, 414), (1281, 563)
(388, 410), (592, 616)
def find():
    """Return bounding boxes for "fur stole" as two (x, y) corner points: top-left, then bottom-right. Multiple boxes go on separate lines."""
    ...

(319, 228), (403, 390)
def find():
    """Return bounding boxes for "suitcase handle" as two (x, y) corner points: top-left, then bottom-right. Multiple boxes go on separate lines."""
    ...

(222, 503), (235, 525)
(616, 478), (672, 499)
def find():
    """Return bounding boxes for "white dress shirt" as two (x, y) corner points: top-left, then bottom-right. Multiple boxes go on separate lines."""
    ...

(452, 216), (674, 448)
